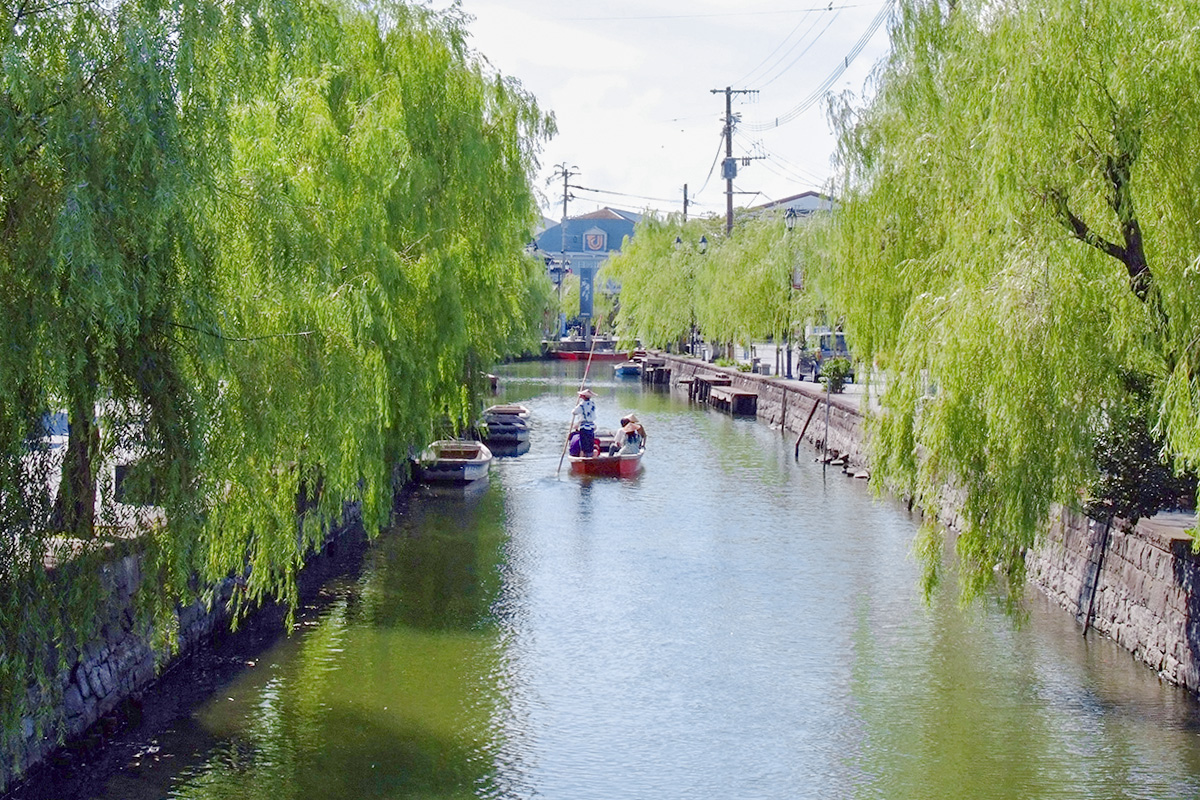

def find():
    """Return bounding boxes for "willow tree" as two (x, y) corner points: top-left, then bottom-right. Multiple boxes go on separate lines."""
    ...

(824, 0), (1200, 601)
(603, 216), (711, 349)
(605, 214), (807, 358)
(0, 0), (551, 749)
(695, 216), (806, 357)
(192, 2), (554, 620)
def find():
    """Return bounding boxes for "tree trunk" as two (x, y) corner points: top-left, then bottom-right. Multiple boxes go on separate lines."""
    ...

(52, 381), (99, 538)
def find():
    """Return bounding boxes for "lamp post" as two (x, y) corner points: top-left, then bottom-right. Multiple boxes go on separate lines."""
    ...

(783, 208), (800, 379)
(677, 234), (709, 358)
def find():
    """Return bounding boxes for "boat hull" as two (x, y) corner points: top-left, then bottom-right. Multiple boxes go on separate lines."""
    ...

(416, 441), (492, 483)
(480, 404), (531, 444)
(568, 449), (643, 477)
(553, 349), (630, 362)
(480, 422), (530, 444)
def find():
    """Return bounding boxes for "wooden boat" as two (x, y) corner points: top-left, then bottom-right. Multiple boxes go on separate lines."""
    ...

(415, 440), (492, 483)
(553, 348), (630, 362)
(479, 404), (530, 444)
(613, 360), (641, 378)
(550, 336), (631, 362)
(568, 446), (644, 477)
(484, 403), (530, 420)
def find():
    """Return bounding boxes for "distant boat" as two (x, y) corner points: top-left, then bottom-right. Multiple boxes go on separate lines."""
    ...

(613, 360), (641, 377)
(479, 404), (530, 444)
(553, 348), (629, 362)
(550, 336), (631, 362)
(415, 440), (492, 483)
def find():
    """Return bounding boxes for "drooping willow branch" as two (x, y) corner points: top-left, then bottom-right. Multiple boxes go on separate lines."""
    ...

(161, 320), (317, 342)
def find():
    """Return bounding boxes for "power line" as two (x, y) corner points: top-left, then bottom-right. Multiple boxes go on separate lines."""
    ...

(552, 3), (883, 22)
(744, 1), (892, 132)
(732, 6), (819, 88)
(734, 130), (830, 186)
(695, 131), (727, 198)
(570, 185), (684, 206)
(753, 9), (843, 91)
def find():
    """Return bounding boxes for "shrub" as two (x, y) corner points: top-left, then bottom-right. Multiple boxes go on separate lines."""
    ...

(821, 358), (853, 393)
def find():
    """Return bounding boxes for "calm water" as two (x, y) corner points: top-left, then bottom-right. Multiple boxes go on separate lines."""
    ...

(60, 362), (1200, 798)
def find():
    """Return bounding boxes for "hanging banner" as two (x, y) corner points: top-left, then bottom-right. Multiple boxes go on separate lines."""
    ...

(578, 264), (594, 319)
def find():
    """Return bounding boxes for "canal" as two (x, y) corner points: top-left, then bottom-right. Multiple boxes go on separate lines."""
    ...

(32, 361), (1200, 799)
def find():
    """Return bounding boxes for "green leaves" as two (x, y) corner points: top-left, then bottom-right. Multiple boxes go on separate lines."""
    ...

(0, 0), (551, 747)
(826, 0), (1200, 603)
(605, 214), (809, 352)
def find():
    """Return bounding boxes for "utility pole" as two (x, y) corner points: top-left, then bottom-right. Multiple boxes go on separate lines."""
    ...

(550, 163), (579, 338)
(683, 183), (688, 222)
(710, 86), (758, 236)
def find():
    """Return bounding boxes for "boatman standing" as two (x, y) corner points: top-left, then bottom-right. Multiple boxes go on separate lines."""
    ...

(573, 387), (597, 457)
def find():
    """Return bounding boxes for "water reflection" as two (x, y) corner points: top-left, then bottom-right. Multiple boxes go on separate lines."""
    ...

(104, 485), (512, 800)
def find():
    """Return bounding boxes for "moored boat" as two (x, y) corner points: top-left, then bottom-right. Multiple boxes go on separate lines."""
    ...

(415, 440), (492, 483)
(613, 360), (641, 378)
(479, 404), (531, 444)
(484, 403), (530, 420)
(549, 336), (631, 362)
(553, 348), (630, 362)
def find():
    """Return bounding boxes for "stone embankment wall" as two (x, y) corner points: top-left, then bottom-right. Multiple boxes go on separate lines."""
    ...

(665, 356), (868, 471)
(2, 553), (233, 793)
(1028, 509), (1200, 691)
(658, 352), (1200, 696)
(3, 506), (363, 794)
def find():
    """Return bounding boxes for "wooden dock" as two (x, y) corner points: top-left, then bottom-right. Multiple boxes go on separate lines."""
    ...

(639, 356), (671, 385)
(709, 386), (758, 416)
(686, 371), (757, 417)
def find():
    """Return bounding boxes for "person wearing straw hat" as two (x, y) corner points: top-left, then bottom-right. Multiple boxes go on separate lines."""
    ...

(572, 387), (597, 457)
(624, 412), (646, 447)
(611, 418), (644, 456)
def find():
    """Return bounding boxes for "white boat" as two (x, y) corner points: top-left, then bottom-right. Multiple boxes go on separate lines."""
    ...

(415, 440), (492, 483)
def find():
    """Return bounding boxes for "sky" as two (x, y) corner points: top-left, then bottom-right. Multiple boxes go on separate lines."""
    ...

(430, 0), (896, 221)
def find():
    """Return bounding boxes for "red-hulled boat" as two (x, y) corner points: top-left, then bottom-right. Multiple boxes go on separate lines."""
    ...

(568, 447), (644, 477)
(554, 349), (630, 362)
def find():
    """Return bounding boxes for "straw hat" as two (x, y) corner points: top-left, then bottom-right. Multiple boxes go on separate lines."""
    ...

(622, 421), (639, 434)
(625, 412), (638, 423)
(578, 388), (594, 398)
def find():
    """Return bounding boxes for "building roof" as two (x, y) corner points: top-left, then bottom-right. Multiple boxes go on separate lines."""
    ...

(748, 190), (837, 217)
(534, 207), (639, 255)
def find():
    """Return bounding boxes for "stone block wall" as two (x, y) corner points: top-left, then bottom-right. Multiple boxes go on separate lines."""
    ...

(1029, 510), (1200, 693)
(662, 354), (869, 471)
(3, 502), (363, 794)
(2, 553), (233, 793)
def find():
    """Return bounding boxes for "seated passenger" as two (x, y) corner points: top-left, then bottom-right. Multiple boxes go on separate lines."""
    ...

(624, 412), (646, 446)
(613, 420), (642, 455)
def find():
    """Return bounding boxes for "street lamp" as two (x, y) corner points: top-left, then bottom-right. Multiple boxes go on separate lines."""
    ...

(783, 207), (800, 378)
(676, 234), (708, 357)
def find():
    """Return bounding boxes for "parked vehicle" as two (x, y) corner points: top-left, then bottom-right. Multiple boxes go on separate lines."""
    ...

(797, 327), (854, 383)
